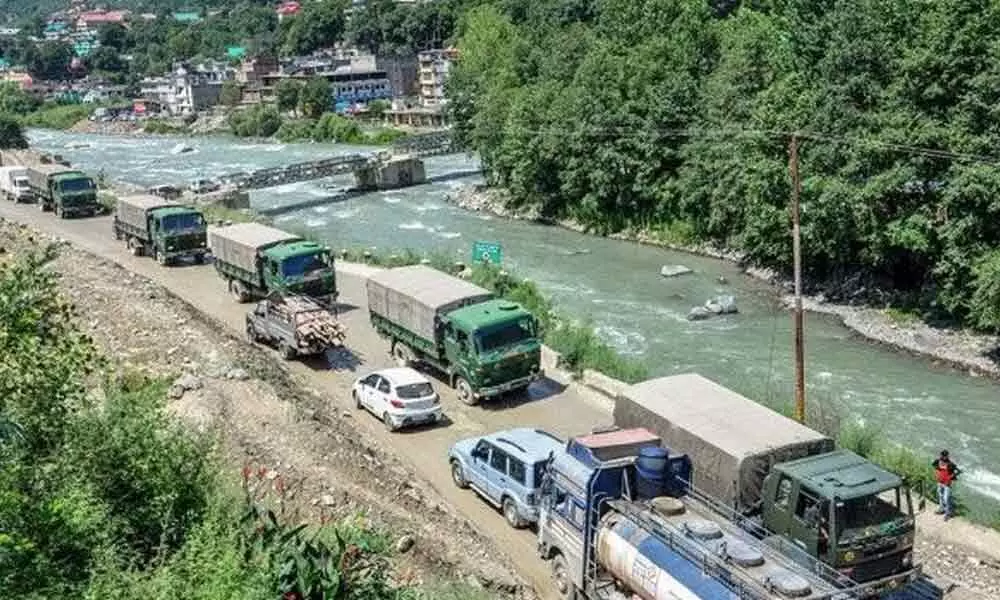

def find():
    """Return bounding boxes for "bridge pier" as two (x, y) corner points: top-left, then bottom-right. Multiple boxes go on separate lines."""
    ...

(353, 155), (426, 191)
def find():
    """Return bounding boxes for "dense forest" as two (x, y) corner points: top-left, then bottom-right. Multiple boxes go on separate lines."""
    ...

(447, 0), (1000, 332)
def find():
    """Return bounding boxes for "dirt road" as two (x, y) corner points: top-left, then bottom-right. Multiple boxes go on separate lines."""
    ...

(0, 203), (617, 600)
(2, 202), (998, 600)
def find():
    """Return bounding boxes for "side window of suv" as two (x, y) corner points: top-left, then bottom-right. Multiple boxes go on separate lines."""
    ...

(490, 448), (508, 475)
(508, 458), (526, 485)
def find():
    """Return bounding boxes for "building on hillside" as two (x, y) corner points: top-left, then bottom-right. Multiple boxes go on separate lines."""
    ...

(376, 54), (418, 99)
(417, 48), (457, 108)
(43, 21), (70, 41)
(236, 55), (280, 106)
(1, 72), (33, 91)
(139, 62), (235, 115)
(76, 10), (128, 30)
(173, 11), (202, 23)
(277, 1), (302, 20)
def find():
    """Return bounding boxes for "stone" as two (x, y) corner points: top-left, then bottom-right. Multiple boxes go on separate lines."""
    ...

(226, 367), (250, 380)
(320, 494), (337, 506)
(395, 535), (415, 554)
(660, 264), (693, 277)
(687, 306), (711, 321)
(167, 384), (185, 399)
(174, 373), (202, 391)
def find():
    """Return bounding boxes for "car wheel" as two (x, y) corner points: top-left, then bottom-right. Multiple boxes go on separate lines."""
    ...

(451, 460), (468, 489)
(503, 497), (524, 529)
(551, 555), (576, 600)
(352, 389), (362, 409)
(455, 377), (478, 406)
(280, 343), (296, 360)
(382, 411), (397, 432)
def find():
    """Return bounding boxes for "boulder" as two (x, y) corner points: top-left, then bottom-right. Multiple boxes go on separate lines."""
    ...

(660, 264), (693, 278)
(687, 306), (712, 321)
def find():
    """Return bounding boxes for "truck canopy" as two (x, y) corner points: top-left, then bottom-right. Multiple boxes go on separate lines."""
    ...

(614, 373), (834, 511)
(208, 223), (302, 273)
(367, 265), (494, 342)
(116, 194), (182, 229)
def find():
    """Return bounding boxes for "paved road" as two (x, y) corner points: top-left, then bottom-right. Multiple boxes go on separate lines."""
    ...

(0, 202), (616, 599)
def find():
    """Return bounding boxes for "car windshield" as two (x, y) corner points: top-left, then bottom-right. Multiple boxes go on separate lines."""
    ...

(280, 252), (329, 277)
(475, 318), (535, 353)
(835, 490), (908, 536)
(396, 382), (433, 399)
(162, 213), (205, 231)
(58, 177), (95, 193)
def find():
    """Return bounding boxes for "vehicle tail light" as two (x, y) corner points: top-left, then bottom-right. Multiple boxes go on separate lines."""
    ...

(390, 398), (404, 408)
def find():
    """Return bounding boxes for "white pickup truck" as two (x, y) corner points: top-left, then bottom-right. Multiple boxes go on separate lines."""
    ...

(0, 166), (33, 203)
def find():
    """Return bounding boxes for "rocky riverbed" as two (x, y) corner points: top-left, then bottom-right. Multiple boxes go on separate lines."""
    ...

(445, 184), (1000, 379)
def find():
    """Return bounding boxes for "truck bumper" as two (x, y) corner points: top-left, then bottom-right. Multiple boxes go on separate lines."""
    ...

(165, 248), (209, 260)
(846, 566), (921, 598)
(475, 371), (543, 399)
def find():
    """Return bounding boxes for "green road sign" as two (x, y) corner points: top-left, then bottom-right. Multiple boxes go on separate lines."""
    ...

(472, 241), (502, 265)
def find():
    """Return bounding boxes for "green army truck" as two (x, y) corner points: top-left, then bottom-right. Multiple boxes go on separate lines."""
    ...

(367, 265), (543, 405)
(208, 222), (337, 305)
(27, 164), (100, 218)
(113, 195), (208, 265)
(615, 373), (920, 595)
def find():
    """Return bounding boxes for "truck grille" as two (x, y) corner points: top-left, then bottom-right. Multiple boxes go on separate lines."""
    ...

(851, 552), (906, 582)
(296, 278), (333, 298)
(169, 233), (206, 251)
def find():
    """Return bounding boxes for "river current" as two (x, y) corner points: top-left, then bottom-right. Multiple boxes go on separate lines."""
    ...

(27, 129), (1000, 508)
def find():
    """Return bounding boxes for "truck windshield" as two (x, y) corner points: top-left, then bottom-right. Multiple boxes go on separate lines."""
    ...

(281, 252), (329, 278)
(161, 213), (205, 231)
(834, 490), (910, 542)
(58, 178), (95, 193)
(475, 318), (535, 354)
(14, 179), (28, 188)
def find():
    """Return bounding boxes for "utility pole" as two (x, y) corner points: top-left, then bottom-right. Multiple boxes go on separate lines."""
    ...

(790, 133), (806, 424)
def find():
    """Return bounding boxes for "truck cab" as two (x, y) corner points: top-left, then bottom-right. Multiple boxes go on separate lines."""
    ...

(440, 299), (542, 403)
(48, 171), (98, 217)
(147, 206), (208, 263)
(10, 174), (31, 202)
(259, 241), (338, 304)
(761, 449), (917, 592)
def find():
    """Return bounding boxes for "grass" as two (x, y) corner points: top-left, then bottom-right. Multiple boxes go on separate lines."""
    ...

(142, 119), (190, 135)
(20, 103), (92, 129)
(884, 306), (922, 325)
(200, 204), (258, 224)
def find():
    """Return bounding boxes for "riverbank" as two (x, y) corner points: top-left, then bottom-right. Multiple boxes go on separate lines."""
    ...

(444, 184), (1000, 379)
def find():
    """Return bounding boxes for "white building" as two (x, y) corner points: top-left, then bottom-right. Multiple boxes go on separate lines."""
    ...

(139, 62), (235, 115)
(417, 48), (457, 108)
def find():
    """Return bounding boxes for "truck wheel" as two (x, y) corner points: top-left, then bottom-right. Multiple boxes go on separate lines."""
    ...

(129, 241), (143, 257)
(392, 343), (413, 367)
(245, 322), (258, 343)
(551, 555), (576, 600)
(55, 205), (65, 219)
(455, 377), (478, 406)
(503, 497), (525, 529)
(229, 280), (249, 303)
(450, 460), (469, 489)
(113, 228), (122, 241)
(38, 201), (46, 211)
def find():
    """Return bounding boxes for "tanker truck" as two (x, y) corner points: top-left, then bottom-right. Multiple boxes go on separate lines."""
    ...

(27, 164), (100, 217)
(535, 427), (904, 600)
(208, 223), (337, 305)
(366, 265), (542, 405)
(112, 195), (208, 265)
(613, 374), (929, 597)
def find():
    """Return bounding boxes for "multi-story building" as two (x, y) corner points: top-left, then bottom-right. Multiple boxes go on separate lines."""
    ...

(139, 62), (235, 115)
(417, 48), (457, 108)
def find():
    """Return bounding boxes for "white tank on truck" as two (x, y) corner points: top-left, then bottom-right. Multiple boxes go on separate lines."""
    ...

(208, 222), (337, 305)
(367, 265), (542, 405)
(113, 195), (208, 265)
(614, 374), (921, 593)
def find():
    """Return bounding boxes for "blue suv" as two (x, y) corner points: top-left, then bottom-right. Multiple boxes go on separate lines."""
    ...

(448, 428), (563, 528)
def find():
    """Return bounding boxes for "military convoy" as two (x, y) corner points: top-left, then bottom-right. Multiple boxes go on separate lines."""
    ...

(27, 164), (100, 217)
(208, 222), (338, 305)
(366, 265), (543, 405)
(113, 195), (209, 265)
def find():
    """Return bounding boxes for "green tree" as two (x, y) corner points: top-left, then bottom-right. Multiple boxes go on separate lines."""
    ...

(28, 41), (74, 80)
(220, 79), (243, 107)
(0, 115), (28, 149)
(281, 0), (349, 56)
(297, 77), (331, 119)
(275, 78), (302, 113)
(97, 23), (129, 52)
(367, 98), (391, 119)
(0, 81), (40, 114)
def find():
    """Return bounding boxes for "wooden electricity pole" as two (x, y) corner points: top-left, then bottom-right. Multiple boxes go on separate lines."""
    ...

(789, 134), (806, 424)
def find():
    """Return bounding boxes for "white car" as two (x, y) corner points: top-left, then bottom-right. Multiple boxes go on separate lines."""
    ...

(352, 367), (443, 431)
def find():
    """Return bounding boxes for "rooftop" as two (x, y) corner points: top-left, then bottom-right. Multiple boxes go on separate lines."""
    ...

(776, 448), (903, 500)
(484, 428), (563, 462)
(447, 298), (533, 332)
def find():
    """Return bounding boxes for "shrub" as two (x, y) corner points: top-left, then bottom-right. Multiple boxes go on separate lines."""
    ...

(228, 105), (281, 138)
(20, 103), (91, 129)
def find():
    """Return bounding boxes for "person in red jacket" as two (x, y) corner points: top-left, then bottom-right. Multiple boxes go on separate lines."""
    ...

(932, 450), (961, 520)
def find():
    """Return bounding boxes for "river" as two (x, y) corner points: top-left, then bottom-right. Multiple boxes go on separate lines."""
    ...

(27, 128), (1000, 510)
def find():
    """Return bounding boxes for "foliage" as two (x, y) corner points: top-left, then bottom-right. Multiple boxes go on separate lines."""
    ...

(281, 0), (350, 57)
(275, 114), (408, 145)
(367, 99), (391, 119)
(449, 0), (1000, 332)
(347, 0), (464, 56)
(142, 119), (190, 135)
(19, 102), (90, 130)
(0, 81), (41, 115)
(0, 114), (28, 149)
(220, 80), (243, 107)
(298, 77), (333, 120)
(275, 78), (303, 114)
(228, 104), (282, 138)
